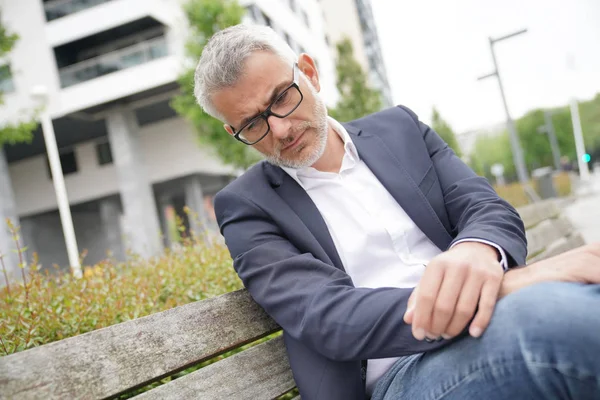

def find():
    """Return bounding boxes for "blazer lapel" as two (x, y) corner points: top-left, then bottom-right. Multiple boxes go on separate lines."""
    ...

(265, 164), (345, 272)
(346, 124), (453, 251)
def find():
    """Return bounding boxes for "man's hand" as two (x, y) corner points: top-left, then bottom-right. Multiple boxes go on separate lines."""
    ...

(403, 242), (503, 341)
(499, 242), (600, 299)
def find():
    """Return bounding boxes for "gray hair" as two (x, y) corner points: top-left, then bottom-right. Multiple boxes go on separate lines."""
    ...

(194, 24), (298, 121)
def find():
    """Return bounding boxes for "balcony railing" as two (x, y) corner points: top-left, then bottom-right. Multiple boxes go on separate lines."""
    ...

(44, 0), (114, 22)
(58, 36), (169, 88)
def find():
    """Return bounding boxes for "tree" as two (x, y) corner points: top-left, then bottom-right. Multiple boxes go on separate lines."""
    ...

(579, 93), (600, 163)
(0, 17), (36, 148)
(328, 37), (382, 122)
(171, 0), (260, 170)
(431, 107), (462, 158)
(469, 132), (515, 181)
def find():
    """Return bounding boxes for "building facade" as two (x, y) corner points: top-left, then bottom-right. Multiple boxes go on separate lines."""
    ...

(320, 0), (393, 107)
(0, 0), (336, 277)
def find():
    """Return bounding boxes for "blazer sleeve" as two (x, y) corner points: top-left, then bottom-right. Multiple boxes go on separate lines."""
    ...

(214, 188), (451, 362)
(398, 105), (528, 267)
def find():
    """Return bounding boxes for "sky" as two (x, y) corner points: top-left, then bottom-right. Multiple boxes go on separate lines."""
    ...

(370, 0), (600, 134)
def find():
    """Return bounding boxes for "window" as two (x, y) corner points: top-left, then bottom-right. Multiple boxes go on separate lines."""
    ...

(246, 5), (261, 22)
(302, 10), (310, 27)
(288, 0), (296, 13)
(0, 64), (15, 93)
(95, 140), (113, 165)
(261, 11), (271, 27)
(46, 149), (78, 178)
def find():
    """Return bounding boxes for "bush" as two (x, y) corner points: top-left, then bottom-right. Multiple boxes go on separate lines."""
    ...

(492, 171), (573, 208)
(0, 222), (241, 356)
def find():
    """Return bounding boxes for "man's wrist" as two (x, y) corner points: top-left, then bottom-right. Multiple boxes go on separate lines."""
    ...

(452, 241), (500, 263)
(498, 264), (557, 299)
(451, 238), (509, 270)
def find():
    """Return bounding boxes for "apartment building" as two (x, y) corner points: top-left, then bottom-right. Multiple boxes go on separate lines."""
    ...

(320, 0), (393, 107)
(0, 0), (336, 276)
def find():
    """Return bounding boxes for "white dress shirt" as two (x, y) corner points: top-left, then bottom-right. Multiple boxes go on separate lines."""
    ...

(282, 118), (506, 395)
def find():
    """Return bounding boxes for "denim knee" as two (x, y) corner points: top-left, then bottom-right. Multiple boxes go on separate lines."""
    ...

(492, 281), (598, 350)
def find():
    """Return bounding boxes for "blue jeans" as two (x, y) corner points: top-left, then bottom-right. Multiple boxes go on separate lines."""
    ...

(372, 282), (600, 400)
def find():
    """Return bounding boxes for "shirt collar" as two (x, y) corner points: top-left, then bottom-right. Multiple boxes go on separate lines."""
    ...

(281, 117), (359, 187)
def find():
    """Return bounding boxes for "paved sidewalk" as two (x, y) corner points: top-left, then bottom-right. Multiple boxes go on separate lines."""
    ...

(565, 171), (600, 244)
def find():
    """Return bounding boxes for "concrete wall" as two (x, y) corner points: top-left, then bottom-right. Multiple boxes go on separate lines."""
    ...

(320, 0), (369, 72)
(0, 0), (186, 120)
(22, 203), (112, 271)
(8, 116), (234, 217)
(0, 0), (61, 125)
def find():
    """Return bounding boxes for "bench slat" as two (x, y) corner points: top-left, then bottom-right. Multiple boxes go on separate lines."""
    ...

(518, 200), (560, 229)
(528, 233), (586, 264)
(0, 290), (279, 400)
(135, 335), (295, 400)
(526, 216), (574, 257)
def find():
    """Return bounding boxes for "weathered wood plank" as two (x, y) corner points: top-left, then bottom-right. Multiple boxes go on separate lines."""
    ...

(517, 200), (560, 229)
(0, 290), (280, 400)
(528, 233), (586, 264)
(526, 216), (574, 257)
(135, 336), (295, 400)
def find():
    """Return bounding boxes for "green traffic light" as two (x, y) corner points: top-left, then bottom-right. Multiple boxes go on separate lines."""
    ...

(582, 154), (591, 163)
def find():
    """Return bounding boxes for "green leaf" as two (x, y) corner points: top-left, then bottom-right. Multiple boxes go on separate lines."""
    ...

(329, 37), (383, 122)
(172, 0), (258, 170)
(0, 18), (38, 147)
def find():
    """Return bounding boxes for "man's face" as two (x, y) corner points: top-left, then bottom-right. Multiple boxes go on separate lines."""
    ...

(212, 51), (328, 169)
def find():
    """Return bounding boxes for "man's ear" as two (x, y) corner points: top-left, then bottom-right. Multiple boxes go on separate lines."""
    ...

(224, 124), (234, 136)
(297, 53), (320, 92)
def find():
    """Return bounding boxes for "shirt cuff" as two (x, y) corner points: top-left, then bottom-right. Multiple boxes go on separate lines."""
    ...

(451, 239), (508, 271)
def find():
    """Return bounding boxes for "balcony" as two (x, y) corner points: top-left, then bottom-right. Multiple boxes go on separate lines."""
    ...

(44, 0), (114, 22)
(59, 36), (168, 88)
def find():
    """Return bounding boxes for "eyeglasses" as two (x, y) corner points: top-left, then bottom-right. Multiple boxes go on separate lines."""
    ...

(230, 63), (304, 145)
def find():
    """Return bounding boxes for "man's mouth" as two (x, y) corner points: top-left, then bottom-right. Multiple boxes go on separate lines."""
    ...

(282, 128), (307, 151)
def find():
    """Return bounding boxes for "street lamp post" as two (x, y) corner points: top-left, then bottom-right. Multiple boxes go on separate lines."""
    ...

(566, 54), (591, 184)
(570, 99), (591, 182)
(30, 86), (82, 279)
(537, 110), (562, 171)
(478, 29), (539, 201)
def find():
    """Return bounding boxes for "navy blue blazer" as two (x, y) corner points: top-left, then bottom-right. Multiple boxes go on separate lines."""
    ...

(214, 106), (527, 399)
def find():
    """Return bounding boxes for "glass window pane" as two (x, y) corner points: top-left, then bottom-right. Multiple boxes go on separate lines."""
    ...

(96, 141), (113, 165)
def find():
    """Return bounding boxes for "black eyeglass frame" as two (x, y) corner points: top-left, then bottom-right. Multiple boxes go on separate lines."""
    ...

(230, 63), (303, 145)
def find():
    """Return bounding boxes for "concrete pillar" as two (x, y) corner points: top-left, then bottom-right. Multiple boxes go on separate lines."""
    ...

(106, 109), (162, 258)
(99, 197), (124, 260)
(0, 148), (20, 281)
(184, 175), (208, 234)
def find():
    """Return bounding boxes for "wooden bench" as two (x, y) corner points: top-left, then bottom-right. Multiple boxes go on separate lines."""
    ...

(0, 199), (585, 399)
(519, 198), (585, 263)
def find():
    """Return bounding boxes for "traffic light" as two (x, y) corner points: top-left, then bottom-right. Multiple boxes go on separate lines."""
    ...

(582, 153), (591, 163)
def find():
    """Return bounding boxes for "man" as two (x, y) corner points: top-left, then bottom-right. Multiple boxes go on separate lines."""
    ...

(194, 24), (600, 399)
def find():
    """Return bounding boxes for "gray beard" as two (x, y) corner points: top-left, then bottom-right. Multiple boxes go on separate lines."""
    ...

(264, 94), (329, 170)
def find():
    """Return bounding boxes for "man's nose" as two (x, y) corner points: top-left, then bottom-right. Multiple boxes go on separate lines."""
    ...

(268, 115), (291, 140)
